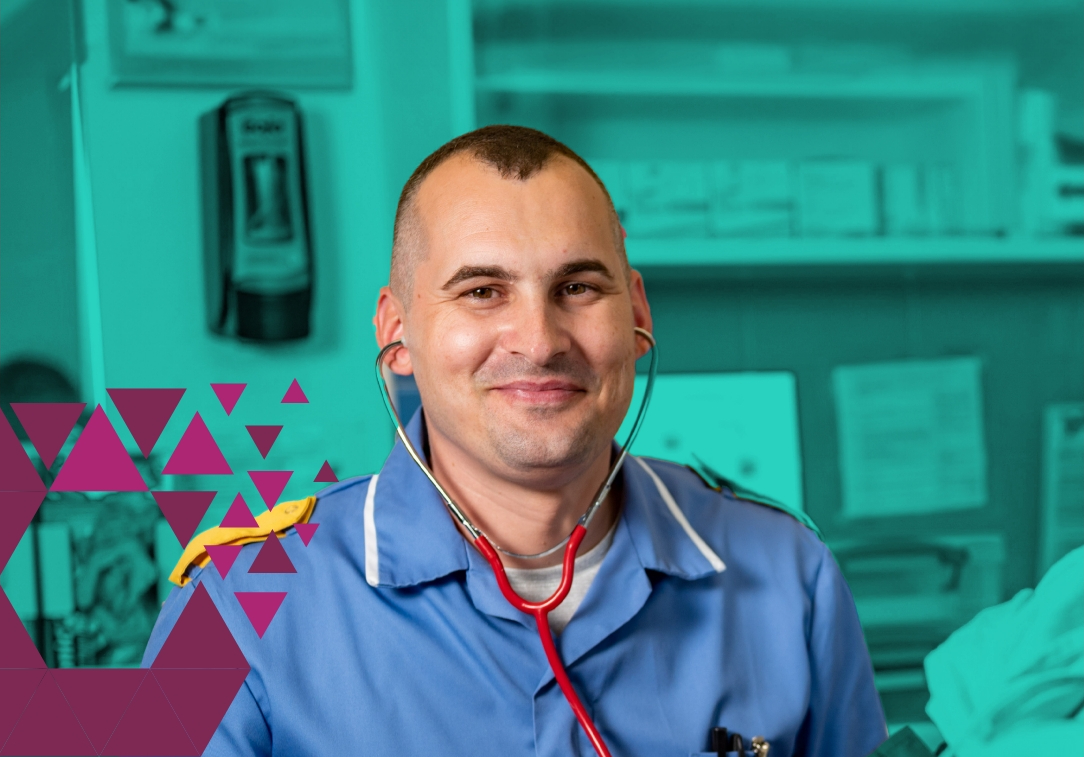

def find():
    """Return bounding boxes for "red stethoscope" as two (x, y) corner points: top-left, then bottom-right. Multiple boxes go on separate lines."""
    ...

(376, 327), (658, 757)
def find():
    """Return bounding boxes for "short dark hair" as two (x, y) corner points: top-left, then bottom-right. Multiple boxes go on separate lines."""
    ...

(390, 124), (626, 301)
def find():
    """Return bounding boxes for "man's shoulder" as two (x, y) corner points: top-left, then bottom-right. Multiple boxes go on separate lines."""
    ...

(633, 453), (819, 563)
(167, 474), (375, 588)
(637, 456), (822, 543)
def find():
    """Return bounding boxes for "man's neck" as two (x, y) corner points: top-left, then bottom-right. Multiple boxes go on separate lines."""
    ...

(423, 419), (620, 570)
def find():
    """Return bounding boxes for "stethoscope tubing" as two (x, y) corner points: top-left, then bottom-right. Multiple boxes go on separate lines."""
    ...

(375, 327), (659, 757)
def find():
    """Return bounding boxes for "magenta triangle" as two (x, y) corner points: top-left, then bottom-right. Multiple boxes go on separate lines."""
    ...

(220, 493), (259, 528)
(248, 470), (292, 510)
(108, 387), (185, 458)
(0, 587), (46, 668)
(314, 460), (339, 483)
(294, 522), (319, 546)
(152, 491), (216, 547)
(281, 378), (309, 403)
(234, 592), (287, 638)
(0, 669), (45, 749)
(102, 673), (198, 756)
(151, 583), (249, 669)
(245, 425), (283, 459)
(52, 668), (146, 755)
(247, 534), (296, 574)
(210, 383), (246, 416)
(0, 491), (45, 573)
(10, 402), (85, 469)
(205, 544), (244, 579)
(0, 412), (44, 492)
(162, 412), (232, 475)
(154, 668), (250, 755)
(2, 671), (97, 756)
(50, 406), (148, 492)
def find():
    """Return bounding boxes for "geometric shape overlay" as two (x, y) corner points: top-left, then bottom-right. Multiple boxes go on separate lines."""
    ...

(162, 412), (232, 476)
(281, 379), (308, 404)
(0, 491), (45, 574)
(210, 383), (246, 417)
(49, 406), (147, 492)
(245, 425), (282, 459)
(154, 667), (249, 755)
(248, 470), (292, 510)
(314, 460), (338, 483)
(247, 534), (296, 575)
(107, 388), (185, 458)
(52, 668), (146, 755)
(2, 671), (96, 756)
(0, 587), (46, 669)
(151, 584), (249, 670)
(219, 493), (259, 529)
(0, 412), (44, 493)
(100, 674), (196, 757)
(205, 544), (244, 580)
(10, 402), (85, 469)
(0, 669), (46, 750)
(294, 522), (319, 547)
(152, 491), (217, 547)
(234, 592), (287, 639)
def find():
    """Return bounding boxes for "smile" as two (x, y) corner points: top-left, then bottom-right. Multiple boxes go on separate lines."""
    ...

(492, 380), (585, 406)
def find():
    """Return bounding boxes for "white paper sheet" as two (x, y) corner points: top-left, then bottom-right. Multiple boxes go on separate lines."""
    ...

(617, 372), (804, 511)
(833, 357), (987, 518)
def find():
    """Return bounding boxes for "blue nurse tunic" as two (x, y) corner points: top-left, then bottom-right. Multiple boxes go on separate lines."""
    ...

(143, 410), (887, 756)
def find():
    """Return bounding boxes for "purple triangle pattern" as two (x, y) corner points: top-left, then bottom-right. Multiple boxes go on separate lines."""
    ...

(245, 425), (282, 459)
(210, 383), (246, 416)
(281, 379), (308, 404)
(247, 534), (296, 574)
(50, 406), (147, 492)
(220, 493), (259, 528)
(314, 460), (338, 483)
(162, 412), (232, 475)
(234, 592), (287, 638)
(108, 387), (185, 458)
(0, 412), (45, 492)
(10, 402), (85, 469)
(152, 490), (216, 547)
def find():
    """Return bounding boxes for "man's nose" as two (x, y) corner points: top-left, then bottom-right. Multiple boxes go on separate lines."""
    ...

(504, 294), (571, 367)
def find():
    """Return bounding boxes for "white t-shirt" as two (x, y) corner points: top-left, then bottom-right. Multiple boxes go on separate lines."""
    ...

(503, 522), (617, 634)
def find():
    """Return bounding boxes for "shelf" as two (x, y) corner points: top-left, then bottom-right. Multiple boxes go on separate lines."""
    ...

(626, 237), (1084, 269)
(476, 70), (986, 102)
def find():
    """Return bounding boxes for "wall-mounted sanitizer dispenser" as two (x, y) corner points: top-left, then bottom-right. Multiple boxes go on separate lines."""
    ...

(201, 92), (313, 341)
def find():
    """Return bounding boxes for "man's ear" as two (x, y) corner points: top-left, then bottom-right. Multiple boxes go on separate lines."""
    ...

(629, 270), (654, 359)
(374, 286), (414, 375)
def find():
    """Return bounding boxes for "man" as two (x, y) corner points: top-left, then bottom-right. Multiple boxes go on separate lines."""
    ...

(144, 125), (887, 756)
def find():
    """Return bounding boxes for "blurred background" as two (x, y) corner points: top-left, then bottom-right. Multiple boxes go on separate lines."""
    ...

(1, 0), (1081, 743)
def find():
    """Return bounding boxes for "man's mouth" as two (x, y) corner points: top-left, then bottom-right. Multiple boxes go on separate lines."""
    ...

(492, 380), (584, 405)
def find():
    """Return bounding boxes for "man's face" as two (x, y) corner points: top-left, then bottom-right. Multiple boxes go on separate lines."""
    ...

(378, 154), (652, 485)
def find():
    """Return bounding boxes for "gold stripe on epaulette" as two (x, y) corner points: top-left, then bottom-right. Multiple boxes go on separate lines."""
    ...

(169, 496), (317, 587)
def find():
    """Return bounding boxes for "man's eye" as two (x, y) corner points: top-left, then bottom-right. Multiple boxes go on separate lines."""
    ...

(466, 287), (495, 299)
(563, 283), (591, 296)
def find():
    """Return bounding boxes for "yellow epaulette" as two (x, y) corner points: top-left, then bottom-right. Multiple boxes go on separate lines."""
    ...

(169, 496), (317, 587)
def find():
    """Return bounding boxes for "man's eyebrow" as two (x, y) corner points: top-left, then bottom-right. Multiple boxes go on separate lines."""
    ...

(441, 265), (517, 290)
(549, 259), (615, 281)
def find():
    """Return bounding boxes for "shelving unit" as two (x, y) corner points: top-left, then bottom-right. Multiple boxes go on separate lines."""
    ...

(626, 236), (1084, 269)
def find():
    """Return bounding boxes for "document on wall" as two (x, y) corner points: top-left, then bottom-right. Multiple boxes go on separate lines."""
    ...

(1039, 403), (1084, 574)
(833, 357), (987, 518)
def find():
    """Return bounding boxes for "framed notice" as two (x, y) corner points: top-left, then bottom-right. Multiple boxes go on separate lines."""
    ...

(617, 371), (804, 512)
(106, 0), (353, 89)
(1038, 403), (1084, 575)
(833, 357), (987, 519)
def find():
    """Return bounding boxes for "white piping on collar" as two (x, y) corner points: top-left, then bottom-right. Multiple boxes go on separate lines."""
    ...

(634, 457), (726, 573)
(364, 474), (380, 586)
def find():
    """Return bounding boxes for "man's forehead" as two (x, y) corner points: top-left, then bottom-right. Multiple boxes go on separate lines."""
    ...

(414, 152), (606, 222)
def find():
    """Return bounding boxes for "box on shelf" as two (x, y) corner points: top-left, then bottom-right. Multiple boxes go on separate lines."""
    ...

(797, 159), (880, 236)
